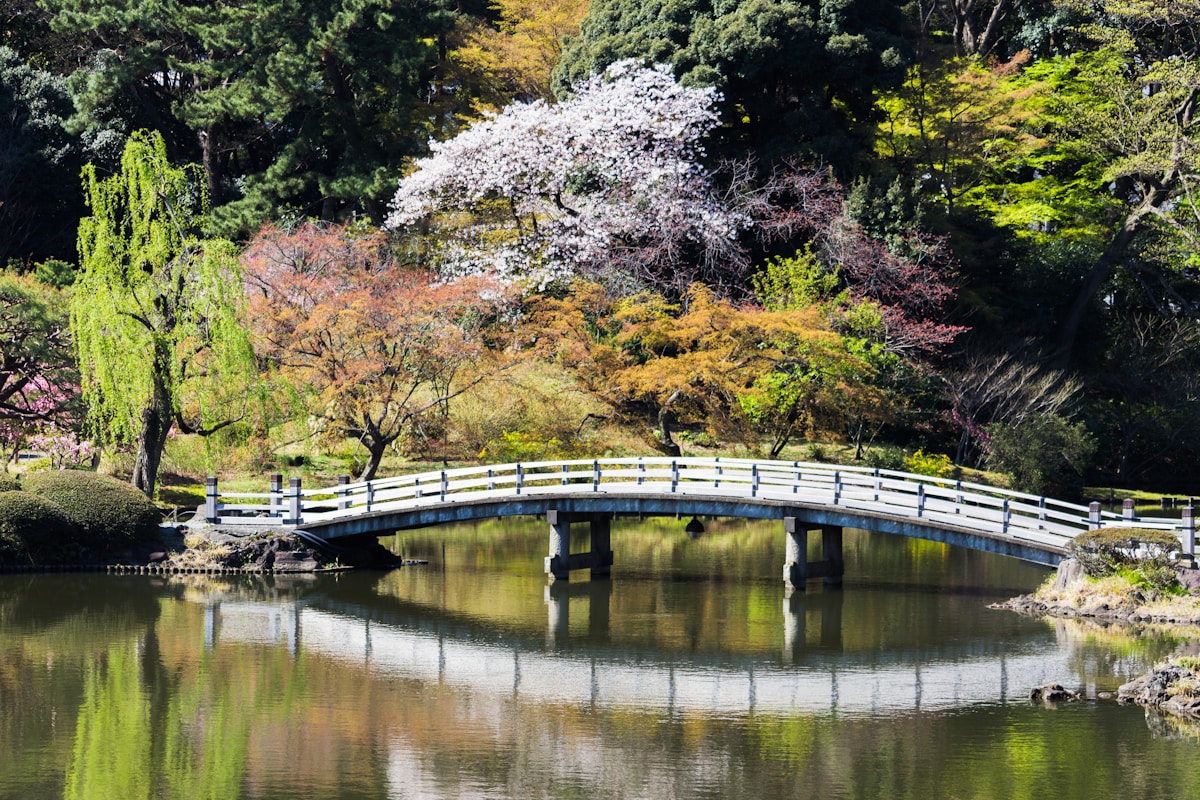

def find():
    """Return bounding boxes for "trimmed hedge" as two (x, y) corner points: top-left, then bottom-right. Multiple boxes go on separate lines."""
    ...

(0, 477), (20, 493)
(23, 471), (161, 552)
(1067, 527), (1181, 592)
(0, 491), (76, 565)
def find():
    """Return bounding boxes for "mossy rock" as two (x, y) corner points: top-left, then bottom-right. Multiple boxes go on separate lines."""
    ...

(0, 476), (20, 493)
(0, 491), (77, 565)
(23, 471), (161, 552)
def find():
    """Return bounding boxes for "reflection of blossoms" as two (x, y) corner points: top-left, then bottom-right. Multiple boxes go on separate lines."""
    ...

(387, 61), (744, 291)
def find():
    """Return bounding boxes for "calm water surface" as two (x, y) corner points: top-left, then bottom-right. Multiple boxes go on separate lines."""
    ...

(3, 519), (1200, 800)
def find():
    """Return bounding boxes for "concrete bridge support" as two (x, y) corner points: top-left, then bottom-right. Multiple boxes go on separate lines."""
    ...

(544, 510), (615, 583)
(784, 517), (844, 593)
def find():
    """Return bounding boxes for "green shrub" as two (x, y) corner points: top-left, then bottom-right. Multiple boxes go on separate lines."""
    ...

(865, 447), (905, 471)
(0, 491), (77, 565)
(0, 476), (20, 493)
(1067, 527), (1182, 592)
(986, 413), (1095, 498)
(23, 471), (161, 552)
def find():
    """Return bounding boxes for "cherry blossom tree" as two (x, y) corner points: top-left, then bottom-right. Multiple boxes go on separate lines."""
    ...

(386, 61), (745, 292)
(0, 274), (87, 465)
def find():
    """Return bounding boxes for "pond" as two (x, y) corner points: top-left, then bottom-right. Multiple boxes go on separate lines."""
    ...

(2, 518), (1199, 799)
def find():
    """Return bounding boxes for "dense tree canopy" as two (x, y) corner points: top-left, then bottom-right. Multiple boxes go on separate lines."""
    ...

(2, 0), (1199, 491)
(40, 0), (456, 235)
(555, 0), (912, 164)
(0, 45), (83, 265)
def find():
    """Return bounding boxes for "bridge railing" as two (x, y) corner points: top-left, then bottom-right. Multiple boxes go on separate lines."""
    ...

(199, 457), (1194, 552)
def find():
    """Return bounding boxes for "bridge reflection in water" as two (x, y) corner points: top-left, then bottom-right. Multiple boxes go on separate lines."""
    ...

(199, 590), (1070, 717)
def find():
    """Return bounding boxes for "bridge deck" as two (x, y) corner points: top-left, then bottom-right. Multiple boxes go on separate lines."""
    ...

(199, 457), (1197, 568)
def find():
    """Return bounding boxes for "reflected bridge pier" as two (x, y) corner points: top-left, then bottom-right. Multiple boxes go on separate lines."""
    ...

(542, 510), (844, 593)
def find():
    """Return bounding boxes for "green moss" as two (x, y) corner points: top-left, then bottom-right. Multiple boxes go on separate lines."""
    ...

(0, 491), (77, 565)
(23, 471), (161, 552)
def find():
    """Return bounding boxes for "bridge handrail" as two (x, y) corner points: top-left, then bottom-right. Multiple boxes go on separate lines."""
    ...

(201, 457), (1193, 550)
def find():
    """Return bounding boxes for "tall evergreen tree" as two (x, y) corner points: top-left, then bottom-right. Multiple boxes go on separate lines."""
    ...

(554, 0), (912, 166)
(0, 46), (83, 265)
(41, 0), (456, 235)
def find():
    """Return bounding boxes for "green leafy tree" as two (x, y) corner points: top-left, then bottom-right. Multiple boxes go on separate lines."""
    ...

(71, 130), (255, 497)
(554, 0), (911, 164)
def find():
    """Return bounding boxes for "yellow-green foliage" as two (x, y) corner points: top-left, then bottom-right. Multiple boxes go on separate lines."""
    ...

(904, 449), (955, 478)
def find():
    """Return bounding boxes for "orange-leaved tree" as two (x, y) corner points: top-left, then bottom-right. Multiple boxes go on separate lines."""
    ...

(243, 222), (509, 479)
(526, 282), (878, 457)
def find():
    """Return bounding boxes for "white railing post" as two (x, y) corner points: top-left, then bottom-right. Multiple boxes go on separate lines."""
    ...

(715, 458), (722, 488)
(516, 463), (524, 495)
(752, 465), (759, 498)
(440, 470), (448, 501)
(1089, 501), (1102, 531)
(1123, 498), (1136, 522)
(954, 480), (963, 514)
(1038, 496), (1046, 529)
(414, 477), (422, 499)
(285, 478), (302, 525)
(562, 463), (569, 486)
(366, 481), (375, 512)
(1183, 506), (1195, 559)
(638, 457), (645, 486)
(1002, 498), (1011, 534)
(270, 473), (283, 517)
(833, 471), (841, 505)
(205, 476), (219, 523)
(794, 462), (801, 495)
(873, 468), (881, 502)
(671, 460), (678, 493)
(487, 468), (495, 491)
(593, 459), (600, 491)
(336, 475), (350, 511)
(917, 483), (926, 517)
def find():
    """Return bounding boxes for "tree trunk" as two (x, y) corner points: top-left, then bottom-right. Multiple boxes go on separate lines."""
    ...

(131, 381), (173, 498)
(199, 124), (223, 206)
(657, 400), (682, 458)
(1053, 207), (1150, 368)
(358, 439), (387, 482)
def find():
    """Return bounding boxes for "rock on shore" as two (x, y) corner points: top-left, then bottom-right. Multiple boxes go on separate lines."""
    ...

(147, 524), (407, 573)
(1118, 663), (1200, 718)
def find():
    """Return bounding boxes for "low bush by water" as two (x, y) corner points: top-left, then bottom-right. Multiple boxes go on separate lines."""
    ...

(0, 490), (78, 565)
(23, 471), (162, 553)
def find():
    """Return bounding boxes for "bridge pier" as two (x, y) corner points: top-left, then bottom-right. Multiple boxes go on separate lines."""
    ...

(784, 517), (844, 593)
(544, 510), (615, 583)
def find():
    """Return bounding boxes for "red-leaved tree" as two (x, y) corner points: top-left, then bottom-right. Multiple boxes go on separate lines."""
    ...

(243, 222), (509, 480)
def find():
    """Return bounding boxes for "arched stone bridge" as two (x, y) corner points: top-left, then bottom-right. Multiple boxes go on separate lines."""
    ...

(201, 457), (1196, 588)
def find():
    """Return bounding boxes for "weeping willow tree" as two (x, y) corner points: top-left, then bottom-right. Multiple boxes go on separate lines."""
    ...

(71, 130), (255, 497)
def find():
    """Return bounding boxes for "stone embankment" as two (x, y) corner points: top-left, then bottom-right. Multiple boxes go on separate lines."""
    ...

(990, 558), (1200, 625)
